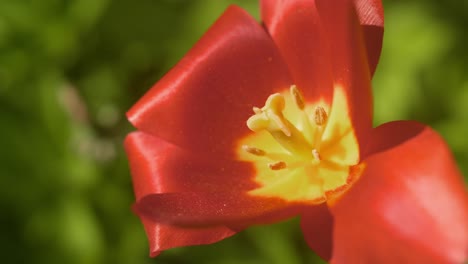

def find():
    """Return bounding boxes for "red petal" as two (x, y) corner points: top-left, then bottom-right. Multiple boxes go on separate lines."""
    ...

(315, 0), (374, 155)
(140, 217), (236, 257)
(260, 0), (334, 102)
(124, 132), (257, 195)
(353, 0), (384, 76)
(261, 0), (383, 77)
(125, 132), (246, 255)
(330, 121), (468, 264)
(126, 131), (303, 237)
(127, 5), (292, 156)
(300, 205), (334, 261)
(134, 192), (306, 227)
(261, 0), (373, 152)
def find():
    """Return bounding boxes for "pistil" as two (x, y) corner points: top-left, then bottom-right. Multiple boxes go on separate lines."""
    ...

(245, 85), (333, 169)
(239, 84), (361, 203)
(247, 93), (312, 156)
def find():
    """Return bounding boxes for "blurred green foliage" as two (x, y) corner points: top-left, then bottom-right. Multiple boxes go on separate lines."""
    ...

(0, 0), (466, 263)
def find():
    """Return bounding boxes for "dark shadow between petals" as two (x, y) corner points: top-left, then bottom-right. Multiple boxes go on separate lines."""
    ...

(363, 120), (426, 158)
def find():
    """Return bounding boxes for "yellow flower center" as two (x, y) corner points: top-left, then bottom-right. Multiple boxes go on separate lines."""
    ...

(237, 84), (362, 204)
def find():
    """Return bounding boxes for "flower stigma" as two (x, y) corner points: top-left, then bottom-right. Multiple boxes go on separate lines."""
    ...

(238, 85), (363, 204)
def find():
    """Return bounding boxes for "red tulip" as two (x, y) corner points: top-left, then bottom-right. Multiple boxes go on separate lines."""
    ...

(124, 0), (468, 262)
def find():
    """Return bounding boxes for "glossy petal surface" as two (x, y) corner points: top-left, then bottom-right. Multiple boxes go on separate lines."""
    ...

(141, 218), (236, 257)
(125, 132), (240, 254)
(330, 121), (468, 264)
(125, 131), (257, 194)
(135, 191), (306, 227)
(261, 0), (383, 76)
(126, 131), (305, 228)
(261, 0), (334, 101)
(353, 0), (384, 75)
(261, 0), (373, 156)
(127, 5), (292, 156)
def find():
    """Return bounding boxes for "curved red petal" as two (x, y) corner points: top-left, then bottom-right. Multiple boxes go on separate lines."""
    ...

(330, 121), (468, 264)
(353, 0), (384, 29)
(300, 205), (334, 261)
(125, 132), (243, 256)
(127, 5), (292, 156)
(261, 0), (373, 153)
(124, 132), (257, 195)
(125, 131), (302, 232)
(261, 0), (383, 77)
(315, 0), (374, 155)
(260, 0), (334, 102)
(140, 217), (236, 257)
(353, 0), (384, 76)
(134, 192), (306, 227)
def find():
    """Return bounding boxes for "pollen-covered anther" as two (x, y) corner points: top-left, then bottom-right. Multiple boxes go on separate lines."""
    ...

(290, 85), (305, 110)
(268, 161), (287, 170)
(314, 106), (328, 126)
(242, 145), (266, 156)
(241, 86), (361, 203)
(312, 149), (321, 161)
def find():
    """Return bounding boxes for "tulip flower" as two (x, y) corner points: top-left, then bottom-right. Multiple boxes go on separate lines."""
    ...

(124, 0), (468, 263)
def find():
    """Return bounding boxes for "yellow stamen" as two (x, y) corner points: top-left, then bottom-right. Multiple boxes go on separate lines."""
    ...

(314, 106), (328, 126)
(290, 85), (305, 110)
(312, 149), (321, 161)
(238, 84), (360, 204)
(247, 93), (312, 156)
(242, 145), (266, 156)
(268, 161), (287, 170)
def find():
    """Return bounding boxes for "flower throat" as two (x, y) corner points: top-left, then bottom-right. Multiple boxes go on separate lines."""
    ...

(237, 85), (362, 204)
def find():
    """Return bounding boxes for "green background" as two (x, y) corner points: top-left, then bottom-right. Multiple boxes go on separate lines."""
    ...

(0, 0), (466, 263)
